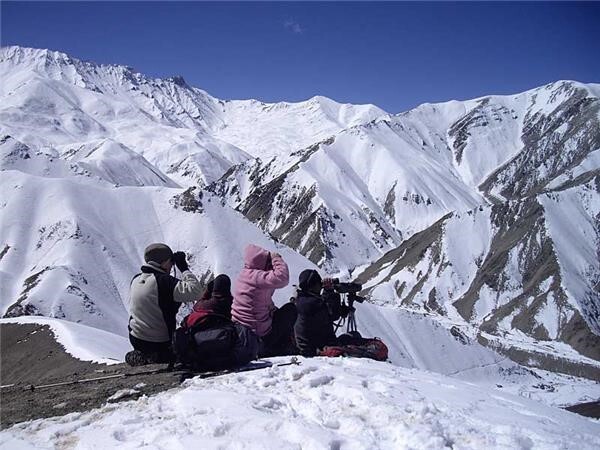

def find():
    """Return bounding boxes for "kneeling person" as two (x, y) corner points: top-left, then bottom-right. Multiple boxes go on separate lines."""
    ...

(127, 243), (204, 366)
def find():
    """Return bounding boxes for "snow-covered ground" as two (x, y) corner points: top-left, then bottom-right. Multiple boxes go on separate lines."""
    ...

(1, 357), (599, 450)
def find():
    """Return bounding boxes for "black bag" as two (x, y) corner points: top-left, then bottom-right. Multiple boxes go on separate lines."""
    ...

(193, 324), (237, 356)
(173, 322), (238, 371)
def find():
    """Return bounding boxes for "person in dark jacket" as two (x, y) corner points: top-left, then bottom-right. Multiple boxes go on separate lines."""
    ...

(294, 269), (348, 357)
(126, 243), (204, 366)
(177, 273), (258, 369)
(185, 274), (233, 329)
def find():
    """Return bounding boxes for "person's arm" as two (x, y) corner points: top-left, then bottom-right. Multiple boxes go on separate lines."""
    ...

(173, 270), (205, 303)
(253, 252), (289, 288)
(323, 289), (343, 321)
(171, 251), (204, 302)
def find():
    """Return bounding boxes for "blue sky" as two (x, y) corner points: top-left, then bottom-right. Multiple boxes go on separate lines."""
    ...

(2, 1), (599, 113)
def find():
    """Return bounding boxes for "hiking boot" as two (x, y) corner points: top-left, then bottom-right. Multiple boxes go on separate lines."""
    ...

(125, 350), (150, 367)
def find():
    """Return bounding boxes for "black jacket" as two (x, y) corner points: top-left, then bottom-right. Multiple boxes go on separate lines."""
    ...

(294, 288), (342, 356)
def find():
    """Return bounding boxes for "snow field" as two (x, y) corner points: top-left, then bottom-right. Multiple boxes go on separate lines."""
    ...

(2, 357), (599, 450)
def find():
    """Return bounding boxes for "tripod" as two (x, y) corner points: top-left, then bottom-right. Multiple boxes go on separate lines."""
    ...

(346, 305), (358, 334)
(334, 293), (359, 334)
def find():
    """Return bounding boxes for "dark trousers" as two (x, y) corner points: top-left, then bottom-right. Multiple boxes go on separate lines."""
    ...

(258, 303), (298, 358)
(129, 333), (173, 363)
(232, 323), (259, 366)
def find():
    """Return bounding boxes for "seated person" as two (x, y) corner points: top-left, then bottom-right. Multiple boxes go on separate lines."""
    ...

(185, 274), (233, 329)
(127, 243), (204, 366)
(294, 270), (388, 361)
(176, 273), (260, 370)
(232, 244), (297, 358)
(293, 269), (347, 357)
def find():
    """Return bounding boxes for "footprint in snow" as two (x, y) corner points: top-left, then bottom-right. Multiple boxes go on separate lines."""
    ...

(308, 375), (334, 388)
(324, 418), (340, 429)
(259, 378), (278, 388)
(252, 397), (284, 412)
(288, 365), (318, 381)
(213, 422), (232, 437)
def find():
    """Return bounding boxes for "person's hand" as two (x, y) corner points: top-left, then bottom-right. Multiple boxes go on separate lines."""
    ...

(172, 251), (189, 272)
(322, 278), (335, 290)
(270, 252), (281, 259)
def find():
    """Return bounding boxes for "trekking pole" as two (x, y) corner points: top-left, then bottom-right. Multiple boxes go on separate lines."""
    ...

(276, 356), (300, 367)
(24, 373), (126, 391)
(17, 366), (180, 391)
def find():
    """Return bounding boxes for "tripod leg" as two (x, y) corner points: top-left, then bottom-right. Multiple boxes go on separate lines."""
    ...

(346, 311), (357, 334)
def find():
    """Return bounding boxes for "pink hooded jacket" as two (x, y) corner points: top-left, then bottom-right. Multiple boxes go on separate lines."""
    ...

(232, 244), (290, 337)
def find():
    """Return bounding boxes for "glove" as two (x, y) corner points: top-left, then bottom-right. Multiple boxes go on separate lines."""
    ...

(172, 251), (189, 272)
(322, 278), (335, 290)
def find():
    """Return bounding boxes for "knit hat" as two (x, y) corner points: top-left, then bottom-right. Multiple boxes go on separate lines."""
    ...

(144, 243), (173, 264)
(298, 269), (322, 294)
(213, 274), (232, 297)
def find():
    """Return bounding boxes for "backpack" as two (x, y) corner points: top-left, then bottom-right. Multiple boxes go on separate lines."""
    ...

(318, 337), (389, 361)
(172, 321), (238, 371)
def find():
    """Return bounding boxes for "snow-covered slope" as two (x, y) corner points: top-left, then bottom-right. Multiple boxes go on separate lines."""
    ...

(0, 169), (318, 335)
(215, 95), (387, 159)
(357, 179), (600, 377)
(0, 316), (127, 365)
(0, 46), (383, 187)
(208, 122), (483, 271)
(2, 357), (599, 449)
(0, 135), (178, 187)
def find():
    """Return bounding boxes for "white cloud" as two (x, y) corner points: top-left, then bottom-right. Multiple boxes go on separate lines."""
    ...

(284, 20), (303, 34)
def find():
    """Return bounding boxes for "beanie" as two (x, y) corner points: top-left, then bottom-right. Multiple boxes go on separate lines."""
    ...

(298, 269), (322, 294)
(144, 243), (173, 264)
(213, 274), (232, 297)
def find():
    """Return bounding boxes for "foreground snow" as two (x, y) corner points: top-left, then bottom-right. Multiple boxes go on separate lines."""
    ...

(1, 357), (598, 449)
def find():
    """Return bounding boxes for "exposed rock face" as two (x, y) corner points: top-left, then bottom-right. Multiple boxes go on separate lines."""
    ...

(480, 83), (600, 200)
(206, 141), (335, 266)
(358, 176), (600, 377)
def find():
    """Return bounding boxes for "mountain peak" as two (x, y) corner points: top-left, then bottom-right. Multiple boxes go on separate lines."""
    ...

(1, 45), (70, 66)
(166, 75), (188, 87)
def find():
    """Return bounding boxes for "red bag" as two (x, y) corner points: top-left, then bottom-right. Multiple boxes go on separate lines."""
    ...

(318, 338), (388, 361)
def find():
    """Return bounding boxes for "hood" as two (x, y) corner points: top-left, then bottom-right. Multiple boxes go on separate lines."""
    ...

(243, 244), (271, 270)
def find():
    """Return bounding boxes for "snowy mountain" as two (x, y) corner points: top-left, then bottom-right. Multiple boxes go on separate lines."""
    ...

(356, 91), (600, 377)
(1, 45), (599, 382)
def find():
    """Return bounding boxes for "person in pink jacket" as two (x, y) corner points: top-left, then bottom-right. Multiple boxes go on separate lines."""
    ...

(232, 244), (298, 357)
